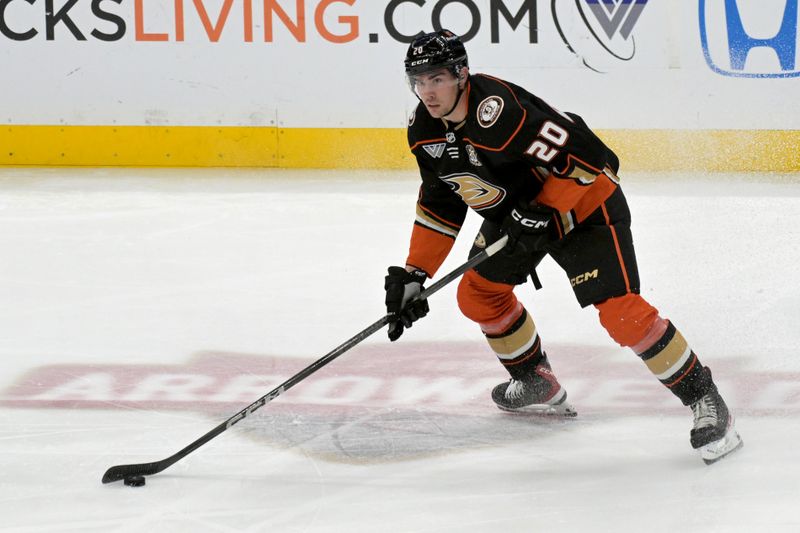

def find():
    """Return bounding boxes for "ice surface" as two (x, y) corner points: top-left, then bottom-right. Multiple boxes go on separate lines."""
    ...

(1, 168), (799, 532)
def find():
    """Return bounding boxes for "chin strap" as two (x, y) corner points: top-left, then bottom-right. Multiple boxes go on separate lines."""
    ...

(441, 83), (465, 119)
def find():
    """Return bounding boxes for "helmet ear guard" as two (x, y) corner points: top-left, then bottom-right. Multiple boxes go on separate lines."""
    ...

(454, 64), (468, 86)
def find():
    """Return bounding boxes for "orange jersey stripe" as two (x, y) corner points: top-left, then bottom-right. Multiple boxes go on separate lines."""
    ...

(537, 172), (617, 222)
(406, 224), (456, 277)
(536, 175), (591, 213)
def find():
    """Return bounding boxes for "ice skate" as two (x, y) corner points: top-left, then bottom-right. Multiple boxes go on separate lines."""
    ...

(690, 389), (743, 464)
(491, 356), (576, 417)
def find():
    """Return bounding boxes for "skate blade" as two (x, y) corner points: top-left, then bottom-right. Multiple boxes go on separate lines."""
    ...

(699, 426), (743, 465)
(494, 387), (577, 417)
(496, 399), (578, 418)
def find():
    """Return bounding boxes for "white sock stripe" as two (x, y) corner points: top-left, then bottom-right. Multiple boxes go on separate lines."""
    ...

(654, 346), (692, 381)
(495, 331), (539, 360)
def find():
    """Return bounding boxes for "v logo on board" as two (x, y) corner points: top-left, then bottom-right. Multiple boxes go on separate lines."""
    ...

(584, 0), (649, 40)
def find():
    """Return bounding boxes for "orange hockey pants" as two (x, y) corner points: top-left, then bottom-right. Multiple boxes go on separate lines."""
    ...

(457, 269), (660, 347)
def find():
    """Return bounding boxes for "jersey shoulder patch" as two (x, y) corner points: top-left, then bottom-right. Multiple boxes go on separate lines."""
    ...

(465, 74), (526, 151)
(476, 95), (505, 128)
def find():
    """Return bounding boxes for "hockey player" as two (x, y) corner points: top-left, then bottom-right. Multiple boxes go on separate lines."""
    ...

(383, 29), (742, 464)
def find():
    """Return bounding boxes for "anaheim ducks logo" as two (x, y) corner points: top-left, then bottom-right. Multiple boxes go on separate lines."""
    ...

(441, 172), (506, 211)
(477, 96), (504, 128)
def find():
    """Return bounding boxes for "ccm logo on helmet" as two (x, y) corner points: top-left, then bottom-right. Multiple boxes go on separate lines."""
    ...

(511, 208), (549, 229)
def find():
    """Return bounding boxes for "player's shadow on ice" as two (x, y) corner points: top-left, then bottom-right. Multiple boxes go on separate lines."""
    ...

(240, 407), (583, 463)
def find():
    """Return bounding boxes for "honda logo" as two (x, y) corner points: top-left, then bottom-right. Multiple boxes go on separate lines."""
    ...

(699, 0), (800, 78)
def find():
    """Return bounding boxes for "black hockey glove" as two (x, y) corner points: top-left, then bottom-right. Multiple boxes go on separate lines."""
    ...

(501, 200), (559, 254)
(384, 266), (429, 342)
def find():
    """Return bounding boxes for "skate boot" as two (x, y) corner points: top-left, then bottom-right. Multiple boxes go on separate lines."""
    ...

(491, 355), (576, 417)
(690, 389), (743, 464)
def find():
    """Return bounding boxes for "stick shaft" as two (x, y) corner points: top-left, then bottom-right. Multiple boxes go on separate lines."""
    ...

(101, 235), (508, 483)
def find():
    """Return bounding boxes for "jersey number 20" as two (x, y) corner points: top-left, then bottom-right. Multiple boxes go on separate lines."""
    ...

(525, 121), (568, 163)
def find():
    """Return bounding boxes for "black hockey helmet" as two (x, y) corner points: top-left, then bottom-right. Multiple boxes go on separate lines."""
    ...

(404, 29), (468, 79)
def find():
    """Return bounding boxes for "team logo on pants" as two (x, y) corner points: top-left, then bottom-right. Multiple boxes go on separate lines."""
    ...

(441, 172), (506, 211)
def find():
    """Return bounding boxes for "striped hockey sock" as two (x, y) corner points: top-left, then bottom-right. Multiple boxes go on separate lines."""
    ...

(484, 308), (544, 379)
(634, 319), (715, 405)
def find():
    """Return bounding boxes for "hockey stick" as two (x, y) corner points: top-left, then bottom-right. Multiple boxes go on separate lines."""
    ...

(101, 235), (509, 484)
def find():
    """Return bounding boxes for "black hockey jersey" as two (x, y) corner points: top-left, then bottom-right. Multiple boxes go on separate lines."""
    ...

(405, 73), (620, 276)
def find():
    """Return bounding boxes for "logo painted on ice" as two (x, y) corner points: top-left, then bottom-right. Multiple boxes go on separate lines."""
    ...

(1, 343), (798, 463)
(3, 346), (796, 417)
(551, 0), (650, 72)
(699, 0), (800, 78)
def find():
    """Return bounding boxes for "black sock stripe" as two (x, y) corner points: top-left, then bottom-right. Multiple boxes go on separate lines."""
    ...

(639, 321), (677, 361)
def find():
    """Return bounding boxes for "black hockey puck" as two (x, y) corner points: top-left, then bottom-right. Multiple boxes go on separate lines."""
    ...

(123, 475), (146, 487)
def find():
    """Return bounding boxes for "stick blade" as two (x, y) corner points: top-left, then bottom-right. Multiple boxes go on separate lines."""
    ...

(102, 462), (163, 484)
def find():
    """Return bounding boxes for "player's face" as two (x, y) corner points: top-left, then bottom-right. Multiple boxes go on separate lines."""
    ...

(409, 68), (460, 118)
